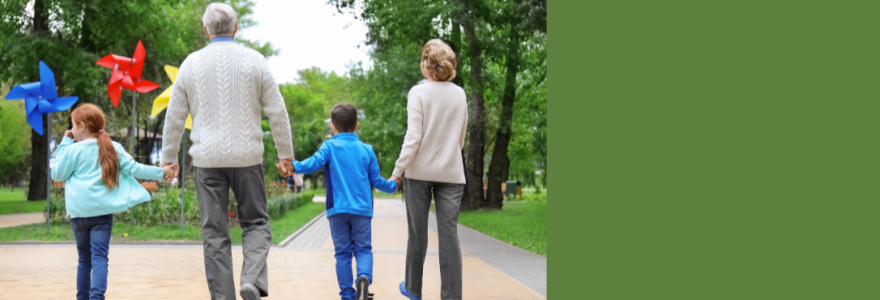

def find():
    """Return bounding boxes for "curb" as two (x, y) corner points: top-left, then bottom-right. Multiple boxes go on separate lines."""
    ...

(278, 210), (326, 247)
(0, 240), (203, 245)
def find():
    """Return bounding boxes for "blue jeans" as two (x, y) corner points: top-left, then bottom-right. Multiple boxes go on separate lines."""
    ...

(328, 213), (373, 300)
(71, 214), (113, 300)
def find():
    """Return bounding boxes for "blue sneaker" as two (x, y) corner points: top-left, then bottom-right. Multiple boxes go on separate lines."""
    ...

(399, 282), (421, 300)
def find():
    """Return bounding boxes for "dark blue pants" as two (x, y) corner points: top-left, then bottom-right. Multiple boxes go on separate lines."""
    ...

(71, 214), (113, 300)
(328, 213), (373, 300)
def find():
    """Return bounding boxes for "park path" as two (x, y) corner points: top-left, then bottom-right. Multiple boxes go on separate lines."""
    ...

(0, 212), (43, 229)
(0, 198), (546, 299)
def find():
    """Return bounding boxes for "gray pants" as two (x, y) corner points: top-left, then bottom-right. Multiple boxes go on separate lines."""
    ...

(194, 165), (271, 300)
(404, 178), (464, 300)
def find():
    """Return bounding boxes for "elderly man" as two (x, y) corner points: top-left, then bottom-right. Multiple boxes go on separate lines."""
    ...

(161, 3), (294, 300)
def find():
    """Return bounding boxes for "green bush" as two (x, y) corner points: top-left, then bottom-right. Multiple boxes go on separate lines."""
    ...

(267, 190), (316, 220)
(521, 190), (547, 202)
(47, 185), (317, 226)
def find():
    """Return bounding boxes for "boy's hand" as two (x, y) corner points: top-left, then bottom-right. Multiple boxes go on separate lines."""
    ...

(389, 175), (402, 192)
(277, 157), (295, 177)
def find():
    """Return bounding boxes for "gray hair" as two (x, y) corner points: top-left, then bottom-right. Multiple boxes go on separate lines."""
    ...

(202, 2), (237, 37)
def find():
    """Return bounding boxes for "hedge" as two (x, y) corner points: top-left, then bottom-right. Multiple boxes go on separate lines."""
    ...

(48, 185), (317, 227)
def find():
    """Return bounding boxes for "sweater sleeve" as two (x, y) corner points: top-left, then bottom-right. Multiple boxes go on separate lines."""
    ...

(161, 58), (190, 164)
(392, 90), (424, 177)
(50, 137), (77, 182)
(117, 144), (164, 180)
(259, 58), (295, 160)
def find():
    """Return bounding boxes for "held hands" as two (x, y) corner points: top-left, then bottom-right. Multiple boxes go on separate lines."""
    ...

(160, 163), (180, 182)
(277, 157), (295, 177)
(389, 175), (402, 192)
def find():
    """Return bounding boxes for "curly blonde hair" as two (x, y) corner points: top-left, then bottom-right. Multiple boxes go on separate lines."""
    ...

(421, 39), (457, 82)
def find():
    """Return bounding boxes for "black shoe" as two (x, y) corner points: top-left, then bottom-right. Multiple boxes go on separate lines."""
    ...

(356, 275), (370, 300)
(240, 283), (262, 300)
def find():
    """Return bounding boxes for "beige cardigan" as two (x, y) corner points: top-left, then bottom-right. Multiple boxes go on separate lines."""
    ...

(392, 81), (468, 184)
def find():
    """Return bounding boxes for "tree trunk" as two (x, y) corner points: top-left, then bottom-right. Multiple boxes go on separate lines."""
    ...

(27, 125), (48, 201)
(486, 14), (522, 209)
(446, 19), (471, 208)
(460, 12), (487, 211)
(27, 0), (50, 201)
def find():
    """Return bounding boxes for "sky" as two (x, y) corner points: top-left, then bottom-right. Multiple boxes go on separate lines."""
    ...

(238, 0), (372, 84)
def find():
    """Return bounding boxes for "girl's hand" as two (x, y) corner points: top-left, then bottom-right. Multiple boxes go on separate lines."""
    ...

(64, 130), (75, 140)
(162, 165), (175, 182)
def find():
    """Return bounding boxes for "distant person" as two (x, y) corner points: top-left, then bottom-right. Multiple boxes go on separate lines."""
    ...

(160, 3), (295, 300)
(390, 39), (468, 300)
(292, 103), (398, 300)
(287, 174), (296, 193)
(51, 104), (175, 300)
(294, 173), (304, 193)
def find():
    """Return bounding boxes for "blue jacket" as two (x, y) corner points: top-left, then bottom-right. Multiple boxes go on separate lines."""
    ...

(50, 137), (164, 218)
(293, 133), (396, 218)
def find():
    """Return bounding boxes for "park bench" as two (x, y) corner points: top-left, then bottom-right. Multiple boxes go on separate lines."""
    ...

(140, 181), (158, 193)
(482, 181), (522, 201)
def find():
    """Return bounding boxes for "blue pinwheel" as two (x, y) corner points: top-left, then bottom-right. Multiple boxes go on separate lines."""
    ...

(4, 61), (78, 135)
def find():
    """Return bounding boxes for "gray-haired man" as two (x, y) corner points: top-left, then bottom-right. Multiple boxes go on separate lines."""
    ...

(161, 3), (295, 300)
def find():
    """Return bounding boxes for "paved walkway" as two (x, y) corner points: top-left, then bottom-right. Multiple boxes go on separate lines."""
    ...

(0, 212), (44, 229)
(0, 198), (546, 299)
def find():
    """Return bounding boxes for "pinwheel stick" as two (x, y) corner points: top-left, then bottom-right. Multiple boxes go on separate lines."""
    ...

(130, 91), (136, 236)
(46, 115), (50, 235)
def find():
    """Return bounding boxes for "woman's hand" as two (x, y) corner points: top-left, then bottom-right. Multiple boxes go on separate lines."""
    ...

(64, 130), (75, 141)
(389, 175), (402, 189)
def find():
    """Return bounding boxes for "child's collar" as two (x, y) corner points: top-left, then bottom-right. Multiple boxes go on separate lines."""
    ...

(332, 132), (360, 140)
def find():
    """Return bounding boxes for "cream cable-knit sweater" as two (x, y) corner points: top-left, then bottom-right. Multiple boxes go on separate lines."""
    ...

(392, 81), (468, 184)
(161, 41), (293, 168)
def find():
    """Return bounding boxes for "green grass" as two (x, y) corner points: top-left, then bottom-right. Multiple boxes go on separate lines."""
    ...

(0, 187), (46, 215)
(432, 200), (547, 256)
(0, 202), (326, 245)
(232, 201), (326, 244)
(0, 187), (27, 201)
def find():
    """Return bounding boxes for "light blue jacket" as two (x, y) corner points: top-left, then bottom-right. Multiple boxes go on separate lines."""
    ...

(293, 133), (397, 218)
(51, 136), (164, 218)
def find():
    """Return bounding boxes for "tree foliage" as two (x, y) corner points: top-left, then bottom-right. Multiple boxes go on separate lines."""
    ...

(328, 0), (547, 210)
(0, 0), (278, 199)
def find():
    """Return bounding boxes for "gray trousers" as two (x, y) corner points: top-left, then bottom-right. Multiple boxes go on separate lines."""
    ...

(194, 165), (271, 300)
(404, 178), (464, 300)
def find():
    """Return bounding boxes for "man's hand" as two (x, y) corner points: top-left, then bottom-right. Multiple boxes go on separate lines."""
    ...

(160, 163), (180, 182)
(277, 157), (295, 177)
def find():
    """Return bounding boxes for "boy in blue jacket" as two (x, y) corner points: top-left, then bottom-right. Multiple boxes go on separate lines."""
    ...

(293, 102), (397, 300)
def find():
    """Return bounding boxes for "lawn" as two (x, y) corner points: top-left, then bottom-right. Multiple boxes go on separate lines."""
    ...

(433, 200), (547, 256)
(0, 202), (326, 245)
(0, 187), (46, 215)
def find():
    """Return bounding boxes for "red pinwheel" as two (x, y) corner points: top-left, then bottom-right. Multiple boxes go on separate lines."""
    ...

(96, 40), (160, 107)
